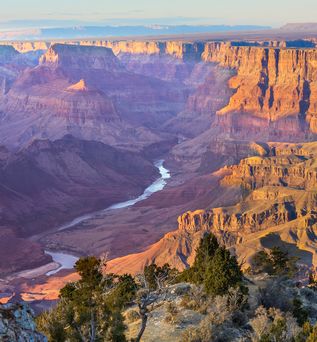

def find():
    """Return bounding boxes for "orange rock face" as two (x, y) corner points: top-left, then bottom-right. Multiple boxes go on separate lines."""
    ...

(40, 44), (123, 72)
(202, 42), (317, 139)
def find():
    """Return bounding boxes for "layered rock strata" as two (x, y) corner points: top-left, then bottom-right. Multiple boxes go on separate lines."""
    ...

(3, 40), (317, 143)
(202, 42), (317, 140)
(0, 44), (191, 149)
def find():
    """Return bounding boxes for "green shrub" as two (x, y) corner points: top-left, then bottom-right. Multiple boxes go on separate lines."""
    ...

(204, 247), (243, 296)
(144, 263), (177, 290)
(292, 297), (309, 326)
(252, 245), (298, 277)
(180, 286), (208, 313)
(179, 233), (245, 297)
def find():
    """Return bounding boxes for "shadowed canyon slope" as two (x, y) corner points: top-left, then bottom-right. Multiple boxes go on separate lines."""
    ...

(0, 44), (191, 150)
(0, 135), (158, 275)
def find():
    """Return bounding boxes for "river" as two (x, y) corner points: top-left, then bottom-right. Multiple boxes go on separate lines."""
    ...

(45, 159), (171, 276)
(45, 251), (80, 276)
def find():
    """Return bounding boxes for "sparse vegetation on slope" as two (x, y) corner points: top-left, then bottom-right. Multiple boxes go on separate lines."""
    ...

(35, 234), (317, 341)
(251, 244), (298, 277)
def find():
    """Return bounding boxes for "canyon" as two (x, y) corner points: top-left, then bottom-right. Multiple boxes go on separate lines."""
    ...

(2, 34), (317, 302)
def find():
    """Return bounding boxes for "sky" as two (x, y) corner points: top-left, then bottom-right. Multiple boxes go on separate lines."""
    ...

(1, 0), (317, 28)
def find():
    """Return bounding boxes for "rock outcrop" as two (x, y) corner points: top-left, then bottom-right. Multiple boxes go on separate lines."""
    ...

(40, 43), (123, 72)
(0, 302), (47, 341)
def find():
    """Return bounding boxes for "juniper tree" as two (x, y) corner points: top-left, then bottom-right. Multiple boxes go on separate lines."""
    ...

(204, 246), (243, 296)
(37, 256), (136, 342)
(180, 232), (220, 284)
(179, 233), (244, 296)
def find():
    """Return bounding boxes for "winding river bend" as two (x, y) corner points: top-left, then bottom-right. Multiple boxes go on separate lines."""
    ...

(45, 160), (171, 276)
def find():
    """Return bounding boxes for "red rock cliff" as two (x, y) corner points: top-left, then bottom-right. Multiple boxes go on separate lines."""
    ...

(202, 42), (317, 139)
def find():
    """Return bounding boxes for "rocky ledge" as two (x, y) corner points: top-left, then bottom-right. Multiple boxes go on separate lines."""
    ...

(0, 302), (47, 341)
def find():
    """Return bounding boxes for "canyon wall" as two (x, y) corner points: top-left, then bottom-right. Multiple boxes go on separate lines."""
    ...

(3, 39), (317, 142)
(51, 39), (317, 141)
(106, 41), (317, 141)
(202, 42), (317, 139)
(0, 43), (192, 150)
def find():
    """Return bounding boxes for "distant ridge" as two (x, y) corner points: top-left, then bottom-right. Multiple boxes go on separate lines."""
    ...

(0, 24), (271, 41)
(281, 23), (317, 31)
